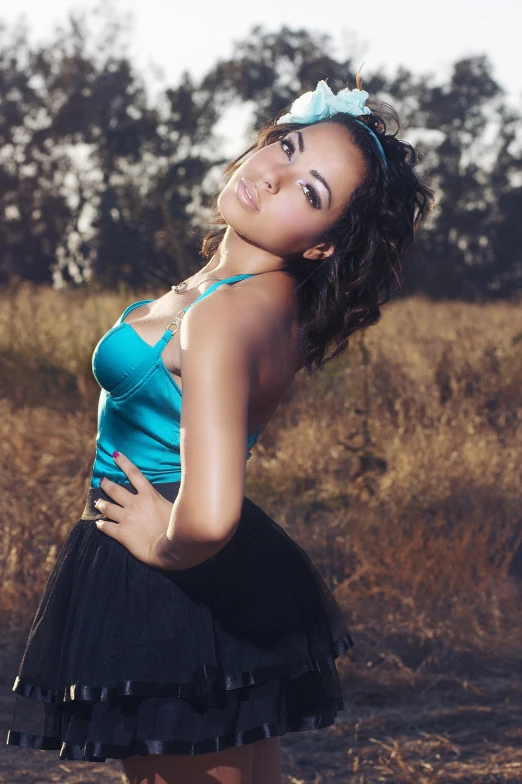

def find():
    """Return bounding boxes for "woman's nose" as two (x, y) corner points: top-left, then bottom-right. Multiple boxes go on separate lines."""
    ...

(259, 166), (283, 195)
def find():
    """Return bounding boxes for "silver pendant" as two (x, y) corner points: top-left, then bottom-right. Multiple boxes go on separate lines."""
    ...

(171, 275), (223, 295)
(166, 309), (186, 335)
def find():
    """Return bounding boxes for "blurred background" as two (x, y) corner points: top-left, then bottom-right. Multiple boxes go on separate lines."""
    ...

(0, 1), (521, 782)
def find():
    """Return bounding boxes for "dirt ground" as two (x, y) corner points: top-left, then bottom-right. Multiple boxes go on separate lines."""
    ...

(2, 667), (522, 784)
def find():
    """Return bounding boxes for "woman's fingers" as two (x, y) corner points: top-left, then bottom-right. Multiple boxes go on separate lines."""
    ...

(99, 477), (133, 506)
(93, 497), (124, 523)
(95, 517), (124, 543)
(112, 451), (151, 492)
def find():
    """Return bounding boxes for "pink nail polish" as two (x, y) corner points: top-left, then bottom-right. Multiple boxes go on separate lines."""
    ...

(112, 451), (120, 458)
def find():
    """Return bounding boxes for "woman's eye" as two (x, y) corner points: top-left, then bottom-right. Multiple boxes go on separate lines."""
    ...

(279, 137), (321, 209)
(279, 137), (295, 158)
(300, 182), (321, 210)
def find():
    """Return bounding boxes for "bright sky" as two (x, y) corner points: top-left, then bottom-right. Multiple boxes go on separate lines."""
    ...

(1, 0), (521, 106)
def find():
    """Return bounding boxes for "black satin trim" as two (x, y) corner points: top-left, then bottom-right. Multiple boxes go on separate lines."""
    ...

(12, 631), (353, 705)
(331, 633), (354, 658)
(7, 711), (337, 760)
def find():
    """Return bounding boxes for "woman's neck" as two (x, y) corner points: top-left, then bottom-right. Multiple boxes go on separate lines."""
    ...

(204, 227), (285, 278)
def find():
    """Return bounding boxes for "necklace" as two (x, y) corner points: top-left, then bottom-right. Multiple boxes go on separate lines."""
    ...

(172, 268), (284, 295)
(171, 275), (223, 294)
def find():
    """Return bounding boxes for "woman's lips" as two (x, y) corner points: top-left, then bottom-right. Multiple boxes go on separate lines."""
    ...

(235, 178), (259, 211)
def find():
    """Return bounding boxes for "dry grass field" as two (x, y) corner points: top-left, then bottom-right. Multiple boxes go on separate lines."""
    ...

(1, 281), (522, 783)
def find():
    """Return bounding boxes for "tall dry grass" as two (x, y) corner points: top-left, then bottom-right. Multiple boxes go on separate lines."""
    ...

(1, 281), (521, 689)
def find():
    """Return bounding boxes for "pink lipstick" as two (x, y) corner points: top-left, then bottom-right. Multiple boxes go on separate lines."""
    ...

(235, 178), (259, 211)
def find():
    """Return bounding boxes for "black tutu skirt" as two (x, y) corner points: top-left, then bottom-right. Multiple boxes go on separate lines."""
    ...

(6, 481), (353, 762)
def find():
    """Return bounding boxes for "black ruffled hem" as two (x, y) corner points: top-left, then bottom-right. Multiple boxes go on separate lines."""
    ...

(12, 633), (353, 705)
(6, 711), (337, 760)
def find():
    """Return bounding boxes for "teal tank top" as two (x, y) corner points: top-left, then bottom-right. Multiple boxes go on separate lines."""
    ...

(90, 274), (264, 488)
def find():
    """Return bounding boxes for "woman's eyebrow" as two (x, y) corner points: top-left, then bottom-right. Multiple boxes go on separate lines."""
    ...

(295, 132), (332, 209)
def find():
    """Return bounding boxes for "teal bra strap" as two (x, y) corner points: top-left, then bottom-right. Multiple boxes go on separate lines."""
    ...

(182, 274), (256, 313)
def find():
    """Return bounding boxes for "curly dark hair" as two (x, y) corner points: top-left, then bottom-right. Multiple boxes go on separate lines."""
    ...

(201, 78), (435, 376)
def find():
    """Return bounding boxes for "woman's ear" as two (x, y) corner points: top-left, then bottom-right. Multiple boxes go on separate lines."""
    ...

(302, 242), (335, 261)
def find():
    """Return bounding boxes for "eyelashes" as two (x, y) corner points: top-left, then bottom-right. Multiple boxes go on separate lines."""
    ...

(279, 136), (295, 158)
(279, 137), (321, 210)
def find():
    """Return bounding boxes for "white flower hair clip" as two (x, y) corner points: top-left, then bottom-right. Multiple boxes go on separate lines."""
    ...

(277, 80), (387, 168)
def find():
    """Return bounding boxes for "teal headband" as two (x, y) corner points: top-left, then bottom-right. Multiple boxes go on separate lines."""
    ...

(277, 80), (388, 169)
(353, 119), (387, 168)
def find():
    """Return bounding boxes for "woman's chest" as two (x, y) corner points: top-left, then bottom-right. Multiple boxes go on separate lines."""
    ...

(121, 294), (191, 381)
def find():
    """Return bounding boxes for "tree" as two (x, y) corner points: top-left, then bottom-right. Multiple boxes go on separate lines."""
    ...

(0, 22), (72, 284)
(383, 56), (522, 299)
(0, 12), (220, 288)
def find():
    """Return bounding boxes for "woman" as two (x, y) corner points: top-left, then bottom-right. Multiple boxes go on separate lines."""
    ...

(6, 79), (433, 783)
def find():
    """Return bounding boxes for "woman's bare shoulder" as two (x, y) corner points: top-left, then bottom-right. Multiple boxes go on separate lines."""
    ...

(183, 271), (303, 384)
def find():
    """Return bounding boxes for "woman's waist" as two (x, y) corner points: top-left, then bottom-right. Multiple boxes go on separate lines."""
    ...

(91, 436), (182, 489)
(82, 480), (182, 520)
(91, 461), (182, 489)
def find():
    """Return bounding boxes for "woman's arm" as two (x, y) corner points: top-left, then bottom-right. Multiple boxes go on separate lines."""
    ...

(155, 286), (261, 568)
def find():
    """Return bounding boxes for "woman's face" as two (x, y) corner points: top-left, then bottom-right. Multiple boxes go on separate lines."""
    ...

(218, 121), (367, 259)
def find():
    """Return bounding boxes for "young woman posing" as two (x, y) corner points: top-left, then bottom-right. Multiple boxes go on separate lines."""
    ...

(6, 79), (433, 783)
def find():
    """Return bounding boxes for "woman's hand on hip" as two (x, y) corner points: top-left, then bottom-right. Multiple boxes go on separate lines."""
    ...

(94, 452), (173, 569)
